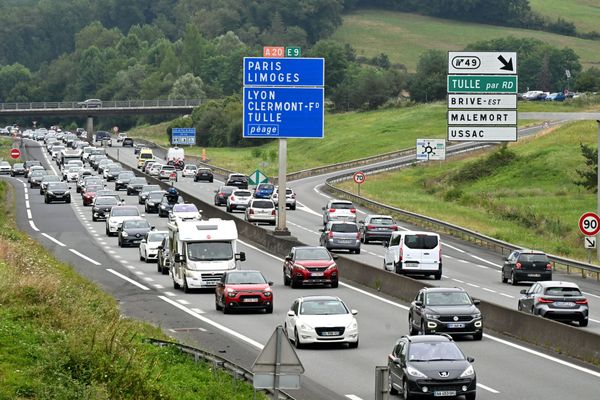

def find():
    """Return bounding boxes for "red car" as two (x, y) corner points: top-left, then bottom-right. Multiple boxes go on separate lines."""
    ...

(215, 270), (273, 314)
(283, 246), (339, 288)
(82, 184), (104, 206)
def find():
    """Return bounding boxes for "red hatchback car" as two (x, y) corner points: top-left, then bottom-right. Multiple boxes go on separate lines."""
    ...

(283, 246), (339, 288)
(215, 270), (273, 314)
(82, 184), (104, 206)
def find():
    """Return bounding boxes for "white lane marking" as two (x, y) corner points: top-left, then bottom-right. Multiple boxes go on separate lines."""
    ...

(340, 281), (410, 311)
(444, 243), (466, 253)
(477, 383), (500, 394)
(296, 202), (322, 217)
(499, 293), (514, 299)
(288, 221), (320, 235)
(106, 269), (150, 290)
(345, 395), (363, 400)
(467, 283), (480, 288)
(191, 308), (205, 314)
(590, 318), (600, 323)
(153, 284), (164, 289)
(41, 233), (66, 247)
(107, 250), (116, 254)
(69, 249), (101, 265)
(114, 255), (121, 259)
(484, 333), (600, 378)
(483, 288), (497, 293)
(469, 253), (502, 268)
(474, 264), (489, 270)
(458, 259), (469, 263)
(177, 299), (191, 305)
(452, 278), (465, 283)
(313, 184), (331, 199)
(29, 220), (39, 232)
(163, 291), (177, 297)
(24, 193), (28, 200)
(143, 277), (154, 282)
(583, 292), (600, 300)
(125, 265), (135, 269)
(159, 296), (264, 349)
(25, 200), (30, 208)
(134, 271), (145, 275)
(26, 209), (32, 219)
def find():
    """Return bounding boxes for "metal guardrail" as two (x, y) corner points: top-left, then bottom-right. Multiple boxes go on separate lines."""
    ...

(324, 147), (600, 280)
(0, 99), (202, 110)
(148, 339), (296, 400)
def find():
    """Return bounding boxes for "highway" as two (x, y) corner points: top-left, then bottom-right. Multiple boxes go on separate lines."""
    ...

(5, 138), (599, 399)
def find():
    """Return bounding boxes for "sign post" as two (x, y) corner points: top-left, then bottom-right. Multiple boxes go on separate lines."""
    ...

(171, 128), (196, 146)
(9, 148), (21, 159)
(447, 52), (518, 142)
(353, 171), (366, 196)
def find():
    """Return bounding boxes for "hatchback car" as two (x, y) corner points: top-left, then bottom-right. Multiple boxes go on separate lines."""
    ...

(39, 175), (61, 195)
(158, 165), (177, 181)
(387, 335), (476, 400)
(122, 138), (134, 147)
(518, 281), (589, 327)
(139, 230), (168, 263)
(245, 198), (276, 225)
(226, 173), (248, 189)
(408, 287), (483, 340)
(82, 184), (104, 206)
(45, 182), (71, 204)
(144, 190), (167, 213)
(118, 218), (152, 247)
(322, 200), (357, 225)
(215, 270), (274, 314)
(502, 249), (552, 285)
(254, 183), (275, 199)
(106, 205), (141, 236)
(114, 171), (136, 191)
(226, 189), (253, 212)
(285, 296), (358, 349)
(271, 187), (296, 210)
(126, 177), (147, 195)
(358, 215), (398, 244)
(319, 221), (361, 254)
(0, 161), (12, 175)
(283, 246), (339, 288)
(10, 163), (25, 176)
(148, 163), (162, 177)
(138, 185), (161, 204)
(214, 185), (237, 206)
(181, 164), (197, 178)
(91, 196), (120, 221)
(194, 167), (214, 182)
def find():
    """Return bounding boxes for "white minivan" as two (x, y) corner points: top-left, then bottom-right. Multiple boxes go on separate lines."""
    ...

(383, 231), (442, 279)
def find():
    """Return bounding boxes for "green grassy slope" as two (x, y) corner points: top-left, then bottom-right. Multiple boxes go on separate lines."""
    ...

(331, 9), (600, 71)
(530, 0), (600, 35)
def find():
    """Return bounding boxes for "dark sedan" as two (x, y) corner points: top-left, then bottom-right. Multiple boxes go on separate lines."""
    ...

(39, 175), (61, 195)
(45, 182), (71, 204)
(358, 214), (397, 244)
(126, 177), (148, 195)
(214, 185), (237, 206)
(118, 219), (152, 247)
(194, 167), (214, 182)
(158, 194), (184, 217)
(29, 170), (47, 188)
(92, 196), (119, 221)
(105, 167), (124, 181)
(114, 171), (135, 190)
(11, 163), (25, 176)
(144, 190), (166, 213)
(138, 184), (161, 204)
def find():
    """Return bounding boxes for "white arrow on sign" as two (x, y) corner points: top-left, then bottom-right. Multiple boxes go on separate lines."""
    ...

(585, 236), (596, 249)
(448, 52), (518, 75)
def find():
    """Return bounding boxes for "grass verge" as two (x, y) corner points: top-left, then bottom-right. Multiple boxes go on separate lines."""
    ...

(0, 181), (263, 399)
(530, 0), (600, 36)
(337, 120), (597, 261)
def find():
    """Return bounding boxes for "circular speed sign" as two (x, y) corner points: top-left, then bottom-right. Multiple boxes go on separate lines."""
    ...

(579, 212), (600, 236)
(353, 171), (366, 184)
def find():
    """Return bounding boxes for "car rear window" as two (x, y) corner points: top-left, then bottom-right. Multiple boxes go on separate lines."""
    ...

(258, 184), (274, 190)
(235, 191), (252, 197)
(331, 202), (353, 209)
(404, 234), (438, 250)
(253, 200), (274, 209)
(112, 208), (139, 217)
(370, 217), (394, 225)
(544, 287), (582, 296)
(173, 204), (198, 213)
(331, 223), (358, 233)
(519, 254), (548, 263)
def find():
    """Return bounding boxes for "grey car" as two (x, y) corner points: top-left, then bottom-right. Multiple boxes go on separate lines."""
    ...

(29, 169), (48, 188)
(118, 219), (153, 247)
(358, 214), (398, 244)
(114, 171), (136, 191)
(518, 281), (589, 327)
(39, 175), (62, 194)
(92, 196), (120, 221)
(11, 163), (25, 176)
(138, 184), (161, 204)
(126, 177), (148, 195)
(319, 221), (361, 254)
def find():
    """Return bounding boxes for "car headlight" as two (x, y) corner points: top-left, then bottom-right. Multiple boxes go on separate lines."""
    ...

(471, 313), (481, 319)
(299, 323), (313, 332)
(293, 264), (307, 271)
(116, 180), (122, 184)
(326, 263), (337, 271)
(425, 314), (440, 319)
(121, 232), (129, 237)
(263, 290), (272, 297)
(347, 319), (358, 330)
(407, 365), (428, 378)
(459, 364), (475, 378)
(147, 202), (155, 206)
(160, 205), (167, 209)
(47, 191), (54, 195)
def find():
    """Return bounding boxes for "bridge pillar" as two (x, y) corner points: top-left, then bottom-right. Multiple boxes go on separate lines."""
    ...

(86, 116), (94, 143)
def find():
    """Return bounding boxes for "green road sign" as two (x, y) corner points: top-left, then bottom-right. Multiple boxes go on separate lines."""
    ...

(447, 75), (518, 94)
(249, 169), (269, 185)
(285, 47), (301, 57)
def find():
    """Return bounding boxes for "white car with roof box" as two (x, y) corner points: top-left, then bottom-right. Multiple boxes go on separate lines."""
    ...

(383, 231), (442, 280)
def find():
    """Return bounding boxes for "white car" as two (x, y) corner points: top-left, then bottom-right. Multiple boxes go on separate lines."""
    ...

(116, 132), (128, 142)
(51, 145), (65, 159)
(284, 296), (359, 349)
(158, 164), (177, 181)
(271, 187), (297, 210)
(322, 199), (357, 225)
(169, 203), (201, 221)
(181, 164), (197, 178)
(139, 230), (168, 263)
(105, 205), (141, 236)
(64, 166), (82, 182)
(148, 163), (162, 177)
(245, 198), (276, 225)
(226, 189), (253, 212)
(0, 161), (11, 174)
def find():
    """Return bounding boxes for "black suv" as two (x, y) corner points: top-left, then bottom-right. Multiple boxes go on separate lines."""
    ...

(45, 182), (71, 204)
(194, 167), (214, 182)
(226, 173), (248, 189)
(408, 287), (483, 340)
(502, 249), (552, 285)
(95, 130), (112, 146)
(387, 335), (476, 400)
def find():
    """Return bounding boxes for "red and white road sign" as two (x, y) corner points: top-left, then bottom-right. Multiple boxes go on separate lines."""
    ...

(353, 171), (366, 184)
(10, 148), (21, 159)
(579, 212), (600, 236)
(169, 172), (177, 181)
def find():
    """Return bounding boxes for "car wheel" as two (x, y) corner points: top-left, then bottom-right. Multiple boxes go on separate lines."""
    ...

(66, 198), (71, 204)
(388, 370), (398, 395)
(118, 238), (122, 247)
(183, 277), (191, 293)
(173, 277), (180, 289)
(105, 227), (109, 235)
(92, 215), (97, 222)
(145, 255), (150, 264)
(420, 320), (426, 335)
(291, 278), (300, 289)
(354, 248), (361, 254)
(331, 279), (339, 288)
(290, 204), (295, 210)
(517, 301), (522, 311)
(39, 189), (43, 195)
(226, 205), (231, 213)
(283, 270), (291, 286)
(140, 252), (145, 262)
(265, 305), (273, 314)
(294, 329), (303, 349)
(215, 297), (223, 311)
(44, 197), (49, 204)
(473, 331), (483, 341)
(501, 271), (508, 283)
(580, 318), (589, 327)
(349, 338), (358, 349)
(408, 315), (418, 335)
(433, 270), (442, 280)
(223, 303), (231, 314)
(511, 271), (518, 285)
(394, 262), (402, 274)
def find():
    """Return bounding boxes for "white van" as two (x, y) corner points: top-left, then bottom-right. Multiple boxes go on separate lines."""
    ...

(168, 218), (245, 291)
(167, 147), (185, 163)
(383, 231), (442, 279)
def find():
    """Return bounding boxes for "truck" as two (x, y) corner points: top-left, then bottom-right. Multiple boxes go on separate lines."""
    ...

(168, 218), (245, 292)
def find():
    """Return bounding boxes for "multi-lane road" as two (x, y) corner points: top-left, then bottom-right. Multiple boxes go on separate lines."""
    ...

(4, 138), (600, 400)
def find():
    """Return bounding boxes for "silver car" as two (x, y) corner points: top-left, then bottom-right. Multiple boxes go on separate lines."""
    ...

(518, 281), (589, 327)
(319, 221), (361, 254)
(271, 187), (297, 210)
(227, 189), (253, 212)
(245, 198), (276, 225)
(322, 200), (357, 225)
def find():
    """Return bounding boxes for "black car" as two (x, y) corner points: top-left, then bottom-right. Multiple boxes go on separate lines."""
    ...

(194, 167), (214, 182)
(214, 185), (237, 206)
(144, 190), (167, 213)
(45, 182), (71, 204)
(408, 287), (483, 340)
(11, 163), (25, 176)
(502, 249), (552, 285)
(138, 184), (161, 204)
(29, 170), (48, 188)
(158, 194), (184, 217)
(122, 137), (134, 147)
(114, 171), (136, 191)
(226, 173), (248, 189)
(105, 167), (124, 182)
(24, 160), (42, 176)
(39, 175), (61, 195)
(126, 177), (148, 195)
(92, 196), (119, 221)
(157, 237), (170, 275)
(95, 130), (112, 146)
(118, 219), (152, 247)
(387, 335), (476, 400)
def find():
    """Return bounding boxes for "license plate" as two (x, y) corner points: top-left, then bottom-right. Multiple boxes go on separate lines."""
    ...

(528, 274), (541, 277)
(447, 323), (465, 329)
(555, 302), (575, 307)
(338, 239), (353, 244)
(311, 272), (324, 277)
(321, 331), (339, 336)
(434, 391), (456, 397)
(243, 298), (259, 303)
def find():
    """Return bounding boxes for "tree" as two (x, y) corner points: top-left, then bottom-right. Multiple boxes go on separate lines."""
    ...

(408, 50), (446, 102)
(169, 73), (206, 100)
(308, 40), (352, 91)
(0, 63), (33, 102)
(575, 144), (598, 192)
(575, 68), (600, 92)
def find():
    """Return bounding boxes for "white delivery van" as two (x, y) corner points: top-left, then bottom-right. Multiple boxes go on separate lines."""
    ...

(166, 147), (185, 163)
(383, 231), (442, 279)
(168, 218), (245, 292)
(59, 149), (83, 167)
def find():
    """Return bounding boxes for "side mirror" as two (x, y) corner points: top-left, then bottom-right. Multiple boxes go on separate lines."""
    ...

(473, 299), (480, 305)
(383, 241), (389, 247)
(414, 301), (423, 307)
(285, 256), (292, 261)
(140, 239), (146, 244)
(393, 358), (401, 365)
(287, 310), (295, 317)
(467, 357), (475, 363)
(217, 282), (224, 287)
(332, 255), (339, 260)
(268, 281), (273, 286)
(519, 289), (527, 295)
(359, 220), (364, 224)
(236, 252), (246, 262)
(318, 228), (324, 232)
(174, 254), (182, 263)
(351, 309), (358, 315)
(321, 207), (326, 210)
(157, 245), (163, 250)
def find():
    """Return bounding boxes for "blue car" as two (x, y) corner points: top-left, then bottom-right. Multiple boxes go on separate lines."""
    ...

(545, 92), (566, 101)
(253, 183), (275, 199)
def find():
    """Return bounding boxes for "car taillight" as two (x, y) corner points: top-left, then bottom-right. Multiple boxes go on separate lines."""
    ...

(350, 208), (356, 213)
(391, 225), (398, 230)
(515, 262), (522, 269)
(249, 209), (254, 214)
(356, 232), (361, 239)
(218, 192), (225, 197)
(328, 231), (334, 238)
(575, 299), (588, 305)
(329, 208), (335, 212)
(538, 298), (554, 303)
(271, 210), (276, 216)
(230, 195), (235, 201)
(545, 263), (552, 271)
(367, 225), (375, 230)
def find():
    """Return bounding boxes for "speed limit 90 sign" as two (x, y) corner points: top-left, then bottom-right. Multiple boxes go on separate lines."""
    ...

(579, 212), (600, 236)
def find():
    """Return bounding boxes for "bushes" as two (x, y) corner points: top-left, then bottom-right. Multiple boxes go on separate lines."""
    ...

(451, 145), (517, 184)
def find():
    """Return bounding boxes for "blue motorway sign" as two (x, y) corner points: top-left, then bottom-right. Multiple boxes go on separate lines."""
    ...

(243, 87), (324, 138)
(171, 127), (196, 145)
(244, 57), (324, 87)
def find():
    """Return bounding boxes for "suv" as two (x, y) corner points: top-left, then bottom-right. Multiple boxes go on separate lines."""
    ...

(271, 187), (296, 210)
(226, 173), (248, 189)
(94, 130), (112, 146)
(502, 249), (552, 285)
(322, 200), (356, 225)
(387, 335), (476, 400)
(283, 246), (339, 288)
(383, 231), (442, 280)
(319, 221), (361, 254)
(408, 287), (483, 340)
(518, 281), (588, 326)
(358, 214), (397, 244)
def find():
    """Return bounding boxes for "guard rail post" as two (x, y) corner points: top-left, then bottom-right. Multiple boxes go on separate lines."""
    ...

(375, 366), (389, 400)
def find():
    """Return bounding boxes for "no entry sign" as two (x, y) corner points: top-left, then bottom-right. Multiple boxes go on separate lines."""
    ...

(10, 148), (21, 159)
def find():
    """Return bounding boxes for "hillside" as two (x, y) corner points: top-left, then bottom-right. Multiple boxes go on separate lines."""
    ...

(331, 9), (600, 71)
(530, 0), (600, 35)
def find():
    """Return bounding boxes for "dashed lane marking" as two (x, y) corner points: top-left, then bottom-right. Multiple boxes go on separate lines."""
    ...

(29, 220), (39, 232)
(106, 269), (149, 290)
(41, 233), (66, 247)
(69, 249), (101, 265)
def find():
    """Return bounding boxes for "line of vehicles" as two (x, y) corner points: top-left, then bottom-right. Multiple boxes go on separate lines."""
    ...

(5, 127), (593, 399)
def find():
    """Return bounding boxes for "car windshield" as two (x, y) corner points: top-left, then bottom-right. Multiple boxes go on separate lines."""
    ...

(95, 197), (118, 205)
(545, 287), (582, 296)
(295, 248), (331, 261)
(226, 271), (266, 284)
(370, 217), (394, 225)
(130, 178), (147, 185)
(404, 234), (438, 250)
(173, 204), (198, 213)
(187, 241), (233, 261)
(31, 170), (46, 176)
(252, 200), (274, 209)
(161, 166), (175, 171)
(147, 232), (168, 243)
(185, 165), (197, 170)
(85, 178), (103, 185)
(13, 163), (24, 168)
(331, 202), (353, 209)
(221, 186), (236, 194)
(148, 192), (165, 200)
(330, 223), (358, 233)
(47, 183), (68, 190)
(140, 153), (153, 159)
(118, 172), (135, 179)
(42, 176), (60, 182)
(300, 300), (348, 315)
(141, 185), (160, 193)
(408, 342), (464, 362)
(426, 292), (472, 306)
(111, 208), (139, 217)
(123, 220), (149, 229)
(519, 254), (548, 262)
(86, 185), (103, 192)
